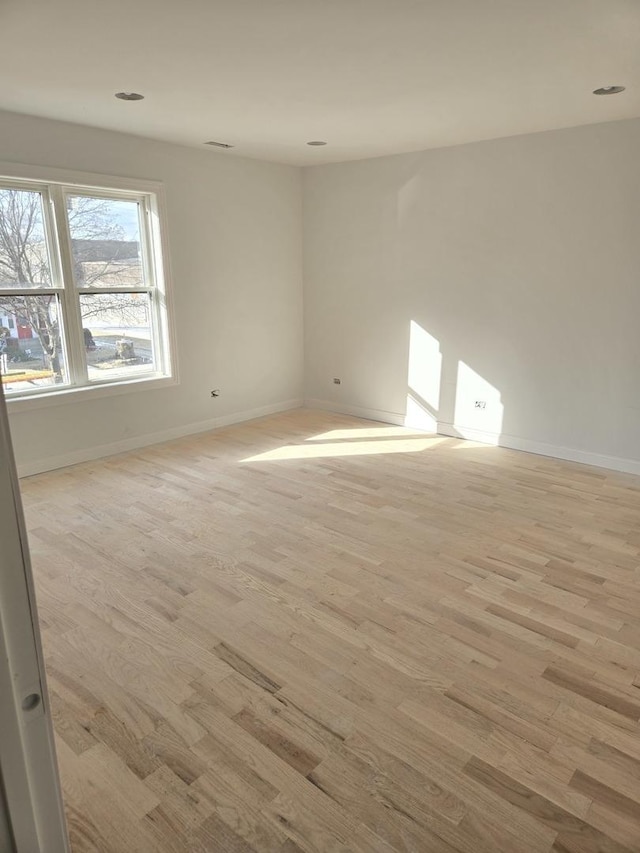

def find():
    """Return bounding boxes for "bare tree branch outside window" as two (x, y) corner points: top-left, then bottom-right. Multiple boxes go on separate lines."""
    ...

(0, 190), (145, 382)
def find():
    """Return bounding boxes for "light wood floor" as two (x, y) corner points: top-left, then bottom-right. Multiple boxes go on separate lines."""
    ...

(21, 409), (640, 852)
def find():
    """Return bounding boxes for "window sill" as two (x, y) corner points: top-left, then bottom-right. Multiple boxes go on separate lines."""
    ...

(5, 373), (177, 414)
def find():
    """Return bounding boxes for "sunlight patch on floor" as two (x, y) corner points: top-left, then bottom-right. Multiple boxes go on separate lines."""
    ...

(307, 425), (430, 441)
(241, 435), (448, 462)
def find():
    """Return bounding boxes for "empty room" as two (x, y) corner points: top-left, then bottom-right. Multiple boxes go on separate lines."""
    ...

(1, 1), (640, 851)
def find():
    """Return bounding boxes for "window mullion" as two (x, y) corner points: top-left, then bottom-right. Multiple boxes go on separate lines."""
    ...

(49, 186), (88, 386)
(143, 197), (166, 375)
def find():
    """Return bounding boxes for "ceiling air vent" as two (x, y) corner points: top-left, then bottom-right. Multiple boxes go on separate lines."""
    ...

(204, 140), (234, 149)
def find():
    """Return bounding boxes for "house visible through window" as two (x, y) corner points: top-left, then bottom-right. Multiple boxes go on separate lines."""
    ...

(0, 179), (172, 398)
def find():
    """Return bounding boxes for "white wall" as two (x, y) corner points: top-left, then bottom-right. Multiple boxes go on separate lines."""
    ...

(303, 118), (640, 473)
(5, 110), (640, 475)
(0, 110), (303, 475)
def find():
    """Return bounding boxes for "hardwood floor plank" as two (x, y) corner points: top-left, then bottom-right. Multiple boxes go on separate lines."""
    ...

(569, 770), (640, 822)
(18, 409), (640, 851)
(463, 756), (631, 851)
(542, 665), (640, 721)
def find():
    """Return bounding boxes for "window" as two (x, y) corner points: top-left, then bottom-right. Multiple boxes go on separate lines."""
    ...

(0, 177), (172, 400)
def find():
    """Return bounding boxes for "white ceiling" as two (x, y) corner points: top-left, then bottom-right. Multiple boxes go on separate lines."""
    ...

(2, 0), (640, 165)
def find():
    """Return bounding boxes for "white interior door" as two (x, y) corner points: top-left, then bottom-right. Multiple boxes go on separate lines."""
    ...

(0, 384), (69, 852)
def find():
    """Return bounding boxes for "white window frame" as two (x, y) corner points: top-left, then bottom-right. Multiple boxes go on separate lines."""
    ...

(0, 163), (177, 414)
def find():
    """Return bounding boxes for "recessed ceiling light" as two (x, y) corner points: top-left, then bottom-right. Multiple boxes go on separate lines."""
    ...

(115, 92), (144, 101)
(307, 140), (328, 146)
(204, 140), (234, 149)
(593, 85), (626, 95)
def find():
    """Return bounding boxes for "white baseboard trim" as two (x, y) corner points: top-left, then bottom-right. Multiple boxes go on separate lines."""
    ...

(437, 422), (502, 446)
(305, 399), (640, 476)
(21, 396), (640, 479)
(304, 398), (407, 427)
(18, 398), (303, 478)
(437, 422), (640, 476)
